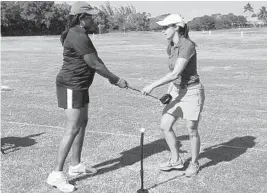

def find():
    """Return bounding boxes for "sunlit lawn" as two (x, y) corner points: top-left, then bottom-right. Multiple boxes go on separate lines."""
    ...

(1, 27), (267, 193)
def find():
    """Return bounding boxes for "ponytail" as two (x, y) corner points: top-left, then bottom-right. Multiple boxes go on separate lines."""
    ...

(184, 24), (189, 38)
(177, 24), (197, 47)
(60, 14), (81, 45)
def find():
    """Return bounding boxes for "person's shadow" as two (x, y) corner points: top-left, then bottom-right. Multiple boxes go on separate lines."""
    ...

(1, 133), (45, 154)
(147, 136), (257, 190)
(69, 135), (189, 184)
(70, 135), (256, 184)
(198, 136), (256, 170)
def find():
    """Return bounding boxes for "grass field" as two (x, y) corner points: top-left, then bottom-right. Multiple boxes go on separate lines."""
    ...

(1, 27), (267, 193)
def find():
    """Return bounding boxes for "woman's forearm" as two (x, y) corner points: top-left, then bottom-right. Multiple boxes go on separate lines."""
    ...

(167, 82), (174, 94)
(150, 72), (178, 89)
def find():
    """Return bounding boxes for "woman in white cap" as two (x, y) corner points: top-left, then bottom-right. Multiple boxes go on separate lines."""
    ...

(47, 2), (128, 192)
(141, 14), (205, 177)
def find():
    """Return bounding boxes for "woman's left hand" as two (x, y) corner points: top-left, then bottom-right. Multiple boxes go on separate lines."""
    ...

(141, 85), (154, 95)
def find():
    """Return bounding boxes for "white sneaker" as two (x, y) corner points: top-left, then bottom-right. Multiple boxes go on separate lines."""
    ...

(68, 162), (97, 176)
(159, 157), (184, 171)
(185, 162), (200, 177)
(47, 171), (75, 192)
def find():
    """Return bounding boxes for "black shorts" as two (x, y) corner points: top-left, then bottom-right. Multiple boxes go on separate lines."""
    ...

(56, 86), (89, 109)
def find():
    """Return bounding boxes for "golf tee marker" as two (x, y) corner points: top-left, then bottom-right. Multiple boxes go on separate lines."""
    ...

(137, 128), (149, 193)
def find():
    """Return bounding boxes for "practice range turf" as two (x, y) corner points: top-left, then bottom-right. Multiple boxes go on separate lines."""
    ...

(1, 28), (267, 193)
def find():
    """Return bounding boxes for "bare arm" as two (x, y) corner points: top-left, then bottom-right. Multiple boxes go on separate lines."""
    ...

(167, 82), (174, 94)
(149, 58), (189, 89)
(83, 53), (120, 84)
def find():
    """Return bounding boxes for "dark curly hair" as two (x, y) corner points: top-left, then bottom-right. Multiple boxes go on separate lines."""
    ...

(60, 14), (81, 45)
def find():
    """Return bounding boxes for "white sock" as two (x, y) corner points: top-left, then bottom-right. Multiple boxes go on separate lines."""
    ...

(52, 171), (63, 175)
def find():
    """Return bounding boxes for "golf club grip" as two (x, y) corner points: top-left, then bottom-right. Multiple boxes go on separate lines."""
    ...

(128, 86), (159, 100)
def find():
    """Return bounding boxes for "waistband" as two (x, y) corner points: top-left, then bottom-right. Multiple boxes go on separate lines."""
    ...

(174, 80), (200, 89)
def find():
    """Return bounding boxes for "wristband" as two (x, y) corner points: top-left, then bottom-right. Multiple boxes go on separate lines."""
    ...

(109, 77), (120, 85)
(115, 78), (122, 86)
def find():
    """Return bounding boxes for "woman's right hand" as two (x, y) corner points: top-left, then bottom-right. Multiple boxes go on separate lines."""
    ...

(116, 78), (128, 88)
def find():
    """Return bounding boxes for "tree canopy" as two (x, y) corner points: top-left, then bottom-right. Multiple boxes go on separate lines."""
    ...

(1, 1), (266, 36)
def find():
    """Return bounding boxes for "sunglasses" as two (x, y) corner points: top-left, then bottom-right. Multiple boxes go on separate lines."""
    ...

(79, 13), (94, 19)
(162, 24), (175, 30)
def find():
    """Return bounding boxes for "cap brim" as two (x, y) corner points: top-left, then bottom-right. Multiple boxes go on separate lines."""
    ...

(156, 20), (186, 28)
(156, 20), (168, 26)
(69, 9), (100, 15)
(178, 21), (186, 28)
(87, 9), (100, 15)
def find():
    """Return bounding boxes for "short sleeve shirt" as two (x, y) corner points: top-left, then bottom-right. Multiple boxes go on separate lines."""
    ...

(56, 26), (97, 90)
(167, 37), (199, 87)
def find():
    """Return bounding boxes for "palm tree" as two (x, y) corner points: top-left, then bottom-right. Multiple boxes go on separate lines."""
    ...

(258, 6), (267, 22)
(244, 3), (256, 27)
(244, 3), (254, 19)
(115, 5), (136, 15)
(99, 1), (115, 16)
(244, 3), (254, 14)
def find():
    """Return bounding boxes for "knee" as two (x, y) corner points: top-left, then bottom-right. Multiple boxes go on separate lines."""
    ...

(80, 118), (88, 127)
(187, 122), (199, 138)
(188, 129), (199, 138)
(160, 120), (172, 132)
(187, 126), (199, 138)
(66, 121), (80, 136)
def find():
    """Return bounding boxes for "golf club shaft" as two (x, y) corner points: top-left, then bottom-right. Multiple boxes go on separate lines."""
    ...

(128, 86), (158, 100)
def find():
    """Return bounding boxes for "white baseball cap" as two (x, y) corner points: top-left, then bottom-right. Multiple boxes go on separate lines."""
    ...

(70, 1), (99, 15)
(156, 14), (186, 27)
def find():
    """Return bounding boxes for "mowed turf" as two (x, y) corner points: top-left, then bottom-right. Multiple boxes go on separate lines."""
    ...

(1, 27), (267, 193)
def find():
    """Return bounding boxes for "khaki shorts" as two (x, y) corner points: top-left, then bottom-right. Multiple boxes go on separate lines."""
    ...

(162, 83), (205, 121)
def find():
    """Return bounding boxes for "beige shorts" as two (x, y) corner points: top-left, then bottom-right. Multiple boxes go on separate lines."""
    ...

(162, 83), (205, 121)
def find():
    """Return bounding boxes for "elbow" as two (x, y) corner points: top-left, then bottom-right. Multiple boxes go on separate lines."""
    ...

(170, 72), (180, 80)
(94, 65), (101, 72)
(92, 61), (102, 72)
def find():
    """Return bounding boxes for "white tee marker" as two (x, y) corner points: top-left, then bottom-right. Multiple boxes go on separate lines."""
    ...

(140, 128), (146, 133)
(241, 31), (244, 38)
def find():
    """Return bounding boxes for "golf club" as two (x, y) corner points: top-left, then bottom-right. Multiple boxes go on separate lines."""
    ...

(128, 86), (172, 105)
(128, 86), (158, 100)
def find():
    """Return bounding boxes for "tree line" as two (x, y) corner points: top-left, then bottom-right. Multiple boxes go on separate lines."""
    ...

(1, 1), (151, 36)
(187, 14), (247, 31)
(1, 1), (267, 36)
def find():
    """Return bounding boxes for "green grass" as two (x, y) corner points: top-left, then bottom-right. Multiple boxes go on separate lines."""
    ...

(1, 27), (267, 193)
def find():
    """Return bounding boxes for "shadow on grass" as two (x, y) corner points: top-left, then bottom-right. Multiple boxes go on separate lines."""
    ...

(1, 132), (45, 154)
(69, 135), (189, 184)
(147, 136), (257, 190)
(199, 136), (256, 170)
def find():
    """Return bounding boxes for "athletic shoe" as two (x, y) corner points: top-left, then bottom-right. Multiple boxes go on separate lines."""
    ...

(68, 162), (97, 176)
(47, 171), (75, 193)
(159, 157), (184, 171)
(185, 162), (200, 177)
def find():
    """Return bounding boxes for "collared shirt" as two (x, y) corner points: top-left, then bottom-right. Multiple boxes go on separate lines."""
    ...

(56, 26), (97, 90)
(167, 37), (200, 87)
